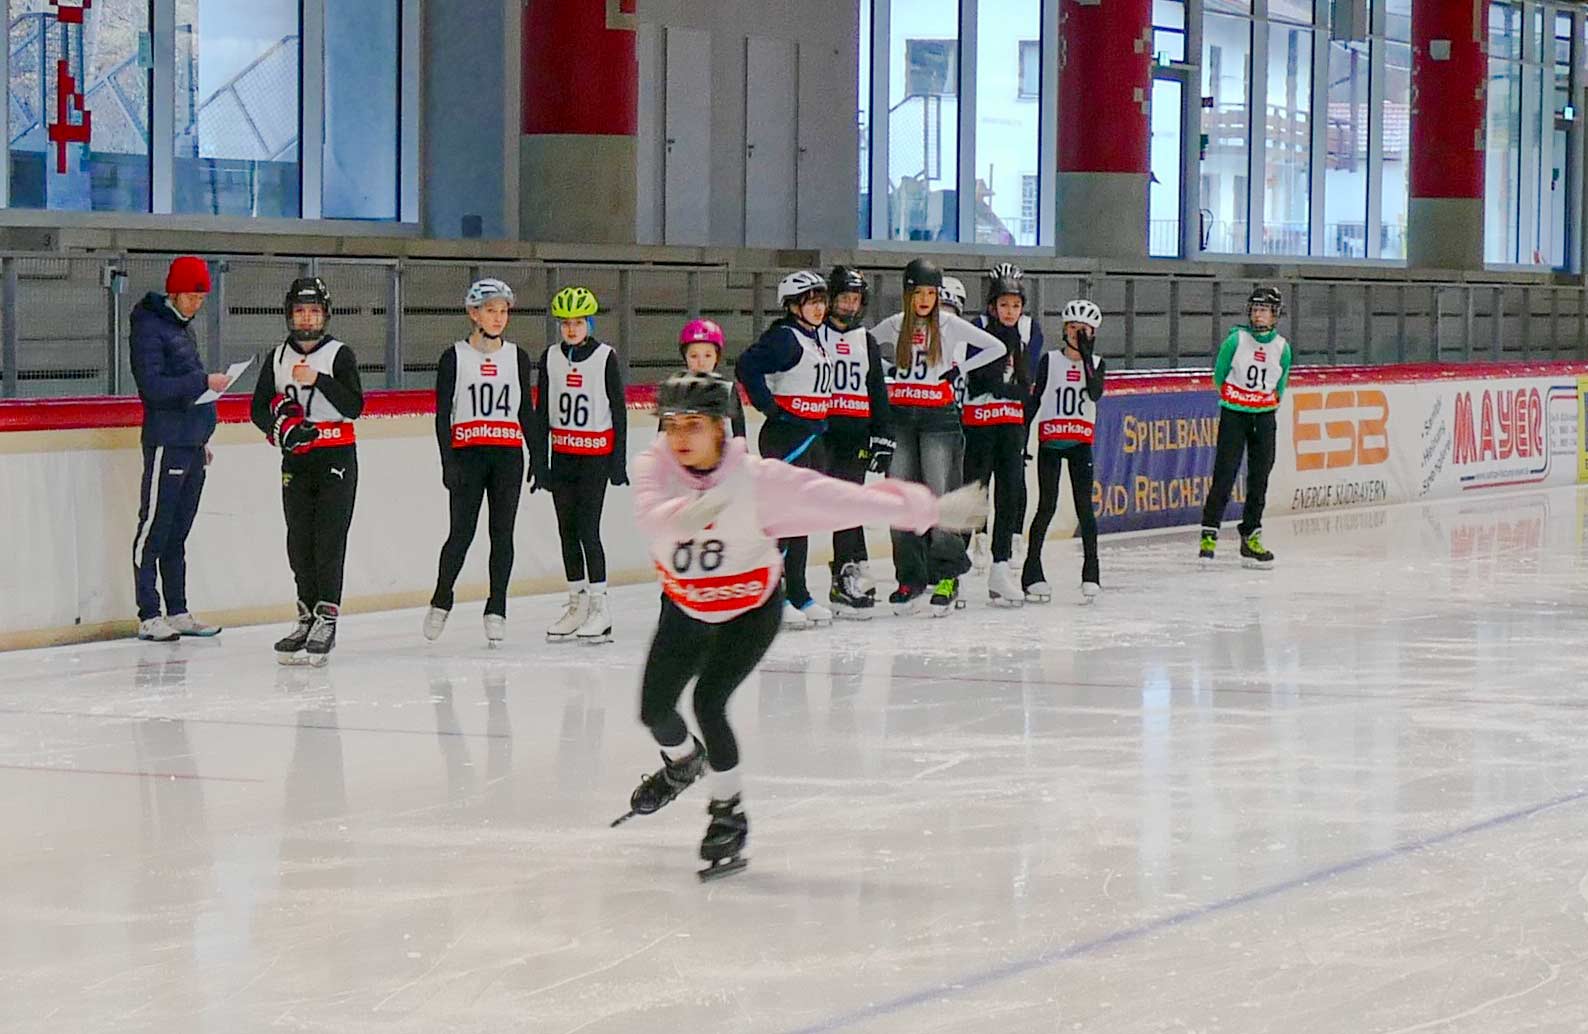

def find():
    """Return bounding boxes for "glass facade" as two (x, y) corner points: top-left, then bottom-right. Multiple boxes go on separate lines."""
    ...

(973, 0), (1040, 245)
(886, 0), (960, 241)
(1201, 12), (1250, 253)
(323, 0), (400, 220)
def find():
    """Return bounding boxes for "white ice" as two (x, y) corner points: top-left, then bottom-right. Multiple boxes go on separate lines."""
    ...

(5, 487), (1588, 1034)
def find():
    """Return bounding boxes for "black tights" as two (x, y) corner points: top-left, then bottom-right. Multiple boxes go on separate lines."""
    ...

(1024, 444), (1099, 588)
(432, 447), (524, 615)
(550, 470), (609, 585)
(962, 423), (1025, 562)
(638, 593), (782, 773)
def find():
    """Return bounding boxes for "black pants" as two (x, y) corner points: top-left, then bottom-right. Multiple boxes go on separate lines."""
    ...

(639, 591), (783, 773)
(1024, 444), (1099, 587)
(758, 421), (827, 607)
(132, 444), (206, 620)
(1200, 408), (1277, 538)
(549, 458), (610, 584)
(826, 429), (870, 573)
(432, 446), (525, 616)
(962, 423), (1026, 563)
(282, 446), (358, 608)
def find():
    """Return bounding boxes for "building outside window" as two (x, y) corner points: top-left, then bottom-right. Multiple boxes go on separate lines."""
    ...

(976, 0), (1041, 245)
(1201, 11), (1252, 253)
(888, 0), (960, 241)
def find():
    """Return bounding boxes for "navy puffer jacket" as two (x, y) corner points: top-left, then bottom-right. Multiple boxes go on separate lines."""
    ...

(130, 291), (216, 447)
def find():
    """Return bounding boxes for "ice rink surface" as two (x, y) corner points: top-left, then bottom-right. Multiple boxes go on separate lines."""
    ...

(6, 487), (1588, 1034)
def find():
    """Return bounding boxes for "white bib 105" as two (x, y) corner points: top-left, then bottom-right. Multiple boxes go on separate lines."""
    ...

(650, 460), (782, 624)
(272, 339), (356, 449)
(450, 342), (524, 447)
(1033, 351), (1096, 444)
(547, 342), (616, 455)
(825, 326), (873, 420)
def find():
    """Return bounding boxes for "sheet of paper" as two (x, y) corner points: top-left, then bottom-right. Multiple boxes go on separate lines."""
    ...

(195, 357), (255, 405)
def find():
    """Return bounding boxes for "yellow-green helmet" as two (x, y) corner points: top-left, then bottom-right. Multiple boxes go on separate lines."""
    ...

(550, 286), (599, 319)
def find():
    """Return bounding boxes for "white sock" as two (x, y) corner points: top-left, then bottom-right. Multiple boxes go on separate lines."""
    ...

(660, 738), (695, 763)
(589, 581), (607, 597)
(568, 580), (588, 596)
(707, 766), (743, 801)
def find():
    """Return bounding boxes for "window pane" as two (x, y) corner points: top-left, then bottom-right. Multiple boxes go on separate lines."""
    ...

(1269, 0), (1313, 25)
(323, 0), (398, 220)
(859, 0), (872, 238)
(1153, 0), (1185, 31)
(888, 0), (958, 241)
(1485, 50), (1521, 263)
(1323, 39), (1369, 258)
(1490, 1), (1521, 61)
(174, 0), (301, 218)
(1549, 13), (1571, 266)
(1153, 0), (1186, 62)
(1385, 0), (1411, 43)
(8, 0), (150, 212)
(1264, 25), (1311, 255)
(1150, 77), (1183, 256)
(1207, 0), (1252, 15)
(974, 0), (1040, 246)
(1522, 60), (1544, 264)
(1380, 40), (1410, 259)
(1201, 13), (1251, 252)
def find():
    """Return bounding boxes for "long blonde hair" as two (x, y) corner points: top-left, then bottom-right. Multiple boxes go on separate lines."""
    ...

(896, 289), (942, 370)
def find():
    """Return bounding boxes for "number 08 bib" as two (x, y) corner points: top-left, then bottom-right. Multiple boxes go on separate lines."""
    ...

(650, 461), (782, 624)
(548, 342), (616, 455)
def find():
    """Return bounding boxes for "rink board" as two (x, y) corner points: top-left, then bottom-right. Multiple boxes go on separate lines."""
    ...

(2, 362), (1587, 646)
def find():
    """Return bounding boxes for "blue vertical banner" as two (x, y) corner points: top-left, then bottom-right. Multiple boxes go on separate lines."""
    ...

(1091, 390), (1246, 533)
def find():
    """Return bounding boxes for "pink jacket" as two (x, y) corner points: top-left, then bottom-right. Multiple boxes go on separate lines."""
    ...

(633, 436), (940, 540)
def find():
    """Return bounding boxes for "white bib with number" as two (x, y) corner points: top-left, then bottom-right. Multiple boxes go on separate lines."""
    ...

(884, 325), (957, 409)
(272, 338), (356, 448)
(824, 325), (873, 420)
(650, 459), (782, 624)
(1033, 351), (1096, 444)
(764, 324), (832, 421)
(547, 342), (616, 455)
(1220, 330), (1287, 410)
(449, 341), (524, 448)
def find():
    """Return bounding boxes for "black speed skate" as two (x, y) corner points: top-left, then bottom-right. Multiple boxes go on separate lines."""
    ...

(1240, 530), (1275, 569)
(698, 794), (749, 882)
(890, 584), (926, 616)
(610, 737), (706, 827)
(274, 602), (313, 665)
(304, 603), (338, 667)
(830, 562), (875, 620)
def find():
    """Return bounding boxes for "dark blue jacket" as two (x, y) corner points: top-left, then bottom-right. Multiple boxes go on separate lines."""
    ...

(130, 292), (216, 447)
(735, 319), (829, 437)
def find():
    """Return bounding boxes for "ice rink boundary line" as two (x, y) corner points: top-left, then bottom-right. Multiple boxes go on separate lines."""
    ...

(779, 784), (1588, 1034)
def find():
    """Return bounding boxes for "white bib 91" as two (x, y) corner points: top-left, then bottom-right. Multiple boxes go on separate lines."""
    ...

(1221, 330), (1287, 410)
(547, 342), (616, 455)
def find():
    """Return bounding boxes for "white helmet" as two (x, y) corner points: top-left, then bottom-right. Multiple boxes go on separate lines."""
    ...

(465, 278), (515, 308)
(940, 276), (967, 314)
(989, 262), (1024, 281)
(777, 270), (828, 308)
(1060, 298), (1103, 329)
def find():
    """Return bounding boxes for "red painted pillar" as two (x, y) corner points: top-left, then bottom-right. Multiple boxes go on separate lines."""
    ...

(1407, 0), (1487, 268)
(520, 0), (638, 242)
(1056, 0), (1153, 257)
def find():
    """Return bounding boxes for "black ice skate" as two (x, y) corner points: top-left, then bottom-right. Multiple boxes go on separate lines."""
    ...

(1199, 527), (1218, 564)
(890, 584), (926, 616)
(304, 602), (338, 667)
(274, 602), (314, 665)
(698, 794), (749, 881)
(1240, 530), (1274, 569)
(830, 562), (875, 620)
(610, 737), (707, 827)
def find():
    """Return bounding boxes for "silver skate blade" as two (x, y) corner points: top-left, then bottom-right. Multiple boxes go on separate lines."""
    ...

(275, 652), (306, 667)
(609, 809), (638, 828)
(697, 856), (748, 882)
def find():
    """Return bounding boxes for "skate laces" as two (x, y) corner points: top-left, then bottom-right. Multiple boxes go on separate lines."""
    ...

(307, 614), (336, 648)
(933, 577), (956, 596)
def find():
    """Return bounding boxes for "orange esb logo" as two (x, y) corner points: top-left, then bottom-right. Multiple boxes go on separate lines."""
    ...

(1292, 390), (1389, 471)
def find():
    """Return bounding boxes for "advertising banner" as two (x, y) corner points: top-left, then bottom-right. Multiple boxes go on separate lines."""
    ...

(1092, 389), (1245, 533)
(1273, 384), (1410, 515)
(1415, 376), (1580, 498)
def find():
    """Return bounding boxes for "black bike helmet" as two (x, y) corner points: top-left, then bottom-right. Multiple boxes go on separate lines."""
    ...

(903, 258), (944, 293)
(657, 371), (735, 421)
(1247, 285), (1284, 319)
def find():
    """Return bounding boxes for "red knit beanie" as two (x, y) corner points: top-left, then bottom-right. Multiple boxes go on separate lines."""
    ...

(166, 255), (211, 294)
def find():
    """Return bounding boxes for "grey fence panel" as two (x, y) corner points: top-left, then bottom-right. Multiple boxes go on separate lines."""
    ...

(314, 260), (398, 380)
(15, 257), (109, 397)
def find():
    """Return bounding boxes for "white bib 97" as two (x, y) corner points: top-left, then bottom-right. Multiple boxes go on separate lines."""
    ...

(547, 343), (616, 455)
(650, 460), (782, 623)
(272, 339), (356, 449)
(450, 341), (523, 447)
(1033, 351), (1096, 444)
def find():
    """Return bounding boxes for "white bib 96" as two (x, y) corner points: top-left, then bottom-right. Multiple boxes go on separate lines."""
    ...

(547, 343), (616, 455)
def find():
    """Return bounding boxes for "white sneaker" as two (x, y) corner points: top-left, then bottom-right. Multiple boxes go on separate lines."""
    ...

(138, 616), (180, 642)
(422, 606), (449, 642)
(576, 594), (612, 644)
(799, 600), (833, 625)
(547, 591), (589, 641)
(484, 614), (506, 647)
(166, 612), (221, 637)
(1080, 582), (1101, 605)
(988, 561), (1023, 607)
(1023, 580), (1052, 604)
(782, 601), (811, 629)
(969, 532), (991, 573)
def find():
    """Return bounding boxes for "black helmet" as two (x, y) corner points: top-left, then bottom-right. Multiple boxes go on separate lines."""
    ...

(986, 275), (1026, 306)
(903, 258), (943, 293)
(657, 371), (735, 422)
(828, 265), (869, 303)
(285, 277), (331, 341)
(1247, 285), (1284, 318)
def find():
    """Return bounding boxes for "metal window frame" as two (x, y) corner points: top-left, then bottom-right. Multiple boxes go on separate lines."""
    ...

(958, 0), (977, 243)
(1039, 0), (1057, 247)
(1366, 0), (1387, 260)
(868, 0), (890, 241)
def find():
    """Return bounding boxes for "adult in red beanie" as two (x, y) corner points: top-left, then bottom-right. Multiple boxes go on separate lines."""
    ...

(128, 256), (231, 643)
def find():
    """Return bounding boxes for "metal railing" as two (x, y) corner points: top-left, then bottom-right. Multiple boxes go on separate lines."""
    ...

(0, 252), (1584, 400)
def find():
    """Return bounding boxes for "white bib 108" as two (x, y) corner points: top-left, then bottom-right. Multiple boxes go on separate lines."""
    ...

(450, 342), (524, 447)
(547, 342), (616, 455)
(1033, 351), (1096, 444)
(650, 460), (782, 624)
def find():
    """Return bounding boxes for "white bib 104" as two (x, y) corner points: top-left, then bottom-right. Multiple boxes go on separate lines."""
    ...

(547, 342), (616, 455)
(450, 342), (524, 447)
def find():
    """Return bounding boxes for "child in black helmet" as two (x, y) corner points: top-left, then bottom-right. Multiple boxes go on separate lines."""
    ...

(965, 274), (1034, 606)
(1199, 285), (1292, 568)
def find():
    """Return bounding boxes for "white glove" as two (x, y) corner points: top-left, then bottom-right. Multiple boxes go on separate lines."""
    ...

(672, 485), (733, 536)
(935, 482), (991, 532)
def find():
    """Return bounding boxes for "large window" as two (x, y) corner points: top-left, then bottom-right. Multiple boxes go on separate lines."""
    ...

(1381, 39), (1411, 260)
(8, 0), (150, 212)
(1549, 13), (1571, 267)
(1263, 21), (1312, 254)
(1486, 2), (1523, 264)
(859, 0), (872, 238)
(887, 0), (959, 241)
(323, 0), (400, 220)
(975, 0), (1040, 246)
(1154, 0), (1187, 63)
(1201, 13), (1251, 253)
(1323, 39), (1370, 258)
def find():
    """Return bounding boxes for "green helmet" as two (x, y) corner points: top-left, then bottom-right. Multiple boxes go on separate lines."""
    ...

(550, 286), (599, 319)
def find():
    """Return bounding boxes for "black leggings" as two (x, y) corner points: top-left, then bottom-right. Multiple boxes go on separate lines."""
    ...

(282, 447), (358, 608)
(962, 423), (1025, 563)
(826, 430), (870, 572)
(758, 420), (827, 606)
(1024, 444), (1099, 587)
(639, 592), (783, 773)
(550, 465), (609, 585)
(432, 446), (524, 616)
(1200, 407), (1277, 538)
